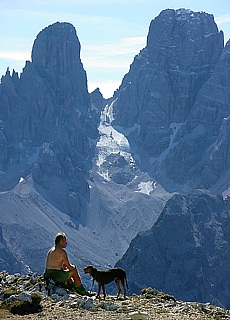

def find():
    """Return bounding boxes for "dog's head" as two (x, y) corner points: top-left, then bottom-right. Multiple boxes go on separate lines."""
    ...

(83, 265), (97, 275)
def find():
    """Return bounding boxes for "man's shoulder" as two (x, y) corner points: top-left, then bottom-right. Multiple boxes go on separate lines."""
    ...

(50, 246), (65, 254)
(57, 247), (67, 254)
(48, 246), (55, 253)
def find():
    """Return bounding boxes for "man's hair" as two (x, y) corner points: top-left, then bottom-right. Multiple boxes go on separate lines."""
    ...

(55, 232), (66, 245)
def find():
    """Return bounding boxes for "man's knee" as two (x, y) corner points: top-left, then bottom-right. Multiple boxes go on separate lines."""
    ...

(70, 269), (77, 277)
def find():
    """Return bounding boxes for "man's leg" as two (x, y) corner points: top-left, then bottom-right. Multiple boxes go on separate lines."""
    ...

(68, 268), (93, 296)
(69, 268), (81, 286)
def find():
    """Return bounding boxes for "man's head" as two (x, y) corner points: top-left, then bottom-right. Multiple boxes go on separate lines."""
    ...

(55, 232), (67, 248)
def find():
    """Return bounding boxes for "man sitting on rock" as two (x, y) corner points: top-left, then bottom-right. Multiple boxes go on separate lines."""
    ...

(44, 232), (90, 295)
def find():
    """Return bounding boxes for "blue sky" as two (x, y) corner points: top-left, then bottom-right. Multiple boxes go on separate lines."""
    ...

(0, 0), (230, 98)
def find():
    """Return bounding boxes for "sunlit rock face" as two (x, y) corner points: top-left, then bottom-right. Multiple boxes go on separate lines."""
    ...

(112, 9), (229, 193)
(0, 22), (98, 218)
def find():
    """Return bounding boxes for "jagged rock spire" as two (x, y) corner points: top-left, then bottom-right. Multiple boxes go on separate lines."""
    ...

(31, 22), (81, 75)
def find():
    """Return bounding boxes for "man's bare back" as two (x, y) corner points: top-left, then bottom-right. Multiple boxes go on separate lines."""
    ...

(46, 246), (65, 270)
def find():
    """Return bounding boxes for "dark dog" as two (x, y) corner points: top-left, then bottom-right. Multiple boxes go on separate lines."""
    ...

(83, 265), (129, 300)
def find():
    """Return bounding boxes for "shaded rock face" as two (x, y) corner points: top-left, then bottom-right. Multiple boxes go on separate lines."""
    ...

(162, 40), (230, 190)
(90, 88), (106, 124)
(116, 189), (230, 309)
(113, 9), (223, 131)
(0, 22), (98, 218)
(32, 22), (81, 75)
(112, 9), (228, 192)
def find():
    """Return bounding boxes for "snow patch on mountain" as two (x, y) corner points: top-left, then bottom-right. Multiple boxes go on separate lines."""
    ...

(95, 100), (137, 182)
(136, 181), (156, 195)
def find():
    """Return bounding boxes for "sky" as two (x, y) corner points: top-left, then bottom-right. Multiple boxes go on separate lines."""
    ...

(0, 0), (230, 98)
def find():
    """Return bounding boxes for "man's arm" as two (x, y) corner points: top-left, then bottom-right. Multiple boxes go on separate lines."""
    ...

(61, 249), (75, 271)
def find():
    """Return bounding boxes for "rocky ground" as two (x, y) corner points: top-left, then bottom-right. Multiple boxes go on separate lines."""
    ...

(0, 271), (230, 320)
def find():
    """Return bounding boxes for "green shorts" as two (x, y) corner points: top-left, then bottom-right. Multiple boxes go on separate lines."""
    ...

(44, 269), (70, 285)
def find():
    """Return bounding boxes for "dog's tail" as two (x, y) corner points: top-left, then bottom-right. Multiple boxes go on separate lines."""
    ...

(124, 273), (129, 292)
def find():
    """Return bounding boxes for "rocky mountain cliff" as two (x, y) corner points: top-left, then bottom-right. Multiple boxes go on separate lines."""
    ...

(111, 9), (230, 309)
(1, 8), (230, 311)
(116, 189), (230, 309)
(0, 21), (170, 276)
(111, 9), (229, 193)
(0, 22), (98, 219)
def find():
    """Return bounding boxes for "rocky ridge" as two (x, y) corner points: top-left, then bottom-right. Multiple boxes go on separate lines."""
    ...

(116, 189), (230, 310)
(0, 271), (230, 320)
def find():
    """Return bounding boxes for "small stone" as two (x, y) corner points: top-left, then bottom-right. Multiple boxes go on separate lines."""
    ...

(69, 302), (79, 308)
(83, 298), (94, 311)
(101, 301), (119, 311)
(5, 294), (18, 302)
(51, 293), (60, 302)
(38, 312), (46, 317)
(5, 275), (16, 284)
(18, 291), (32, 303)
(53, 286), (68, 297)
(129, 311), (149, 319)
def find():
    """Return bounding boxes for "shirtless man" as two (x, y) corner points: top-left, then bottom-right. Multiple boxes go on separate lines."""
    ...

(44, 232), (89, 295)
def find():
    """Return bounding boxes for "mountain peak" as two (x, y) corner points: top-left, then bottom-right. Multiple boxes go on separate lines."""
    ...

(31, 21), (81, 74)
(147, 8), (221, 51)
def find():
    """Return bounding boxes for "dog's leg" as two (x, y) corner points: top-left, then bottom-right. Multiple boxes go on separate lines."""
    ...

(121, 279), (126, 298)
(115, 279), (121, 299)
(102, 284), (106, 300)
(96, 284), (101, 301)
